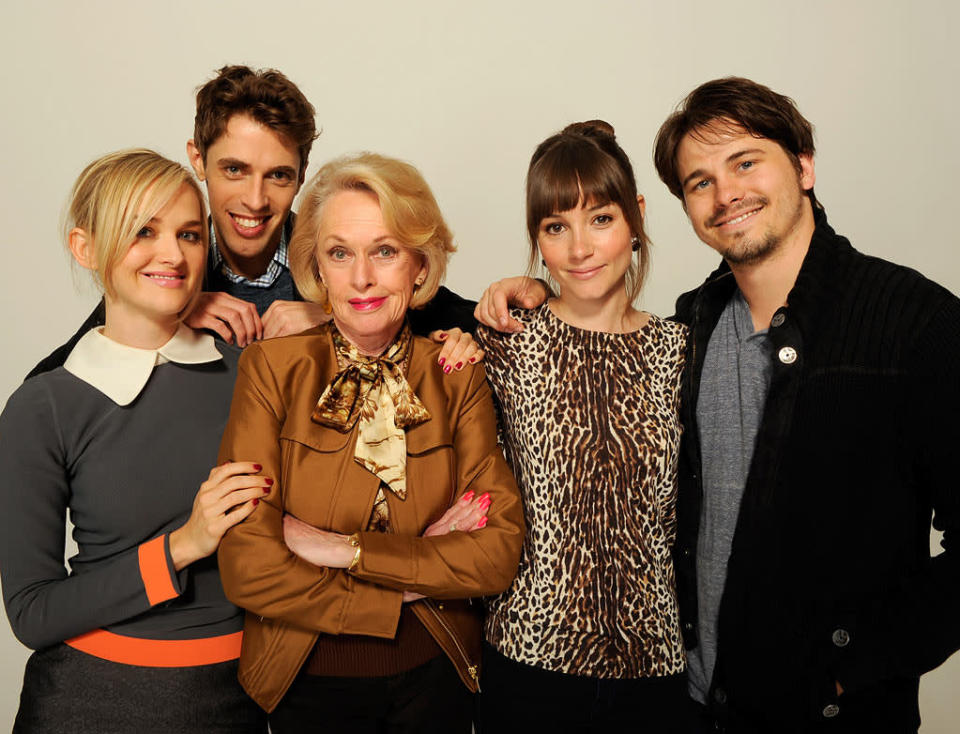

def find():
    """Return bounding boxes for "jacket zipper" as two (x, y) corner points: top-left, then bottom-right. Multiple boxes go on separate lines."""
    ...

(422, 599), (481, 692)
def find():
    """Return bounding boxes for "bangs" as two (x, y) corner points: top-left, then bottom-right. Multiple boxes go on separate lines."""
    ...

(527, 144), (624, 232)
(99, 170), (196, 291)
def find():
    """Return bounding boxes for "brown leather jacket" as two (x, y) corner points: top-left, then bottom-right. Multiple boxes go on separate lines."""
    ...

(217, 326), (524, 712)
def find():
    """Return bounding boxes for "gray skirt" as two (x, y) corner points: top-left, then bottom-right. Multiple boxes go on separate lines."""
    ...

(14, 643), (266, 733)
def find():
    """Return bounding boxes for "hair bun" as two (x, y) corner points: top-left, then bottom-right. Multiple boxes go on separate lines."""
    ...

(563, 119), (616, 138)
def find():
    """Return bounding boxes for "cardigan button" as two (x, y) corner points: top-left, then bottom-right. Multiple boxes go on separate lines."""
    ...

(822, 704), (840, 718)
(713, 688), (727, 705)
(832, 629), (850, 647)
(770, 313), (786, 327)
(778, 346), (798, 364)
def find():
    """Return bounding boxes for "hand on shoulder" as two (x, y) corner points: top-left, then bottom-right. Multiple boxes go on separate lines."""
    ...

(185, 291), (263, 347)
(474, 276), (548, 333)
(262, 300), (333, 340)
(429, 327), (484, 373)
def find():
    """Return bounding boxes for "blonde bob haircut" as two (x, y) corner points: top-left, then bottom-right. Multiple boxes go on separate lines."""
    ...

(65, 149), (207, 295)
(290, 153), (455, 309)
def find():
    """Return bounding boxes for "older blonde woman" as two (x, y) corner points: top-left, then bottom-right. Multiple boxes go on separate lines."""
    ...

(217, 153), (524, 732)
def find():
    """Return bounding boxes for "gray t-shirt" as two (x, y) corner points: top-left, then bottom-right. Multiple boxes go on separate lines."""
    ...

(687, 290), (772, 703)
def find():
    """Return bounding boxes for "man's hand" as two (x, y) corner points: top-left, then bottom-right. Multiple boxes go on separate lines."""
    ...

(185, 291), (263, 347)
(474, 276), (548, 333)
(430, 328), (484, 372)
(262, 300), (333, 340)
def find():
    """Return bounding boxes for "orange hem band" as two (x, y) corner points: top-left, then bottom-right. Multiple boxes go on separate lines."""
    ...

(138, 535), (178, 606)
(66, 628), (243, 667)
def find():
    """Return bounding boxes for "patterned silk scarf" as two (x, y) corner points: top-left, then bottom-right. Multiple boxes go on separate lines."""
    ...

(312, 324), (431, 527)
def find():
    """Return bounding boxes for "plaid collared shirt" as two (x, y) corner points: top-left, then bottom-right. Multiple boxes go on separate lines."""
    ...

(208, 215), (291, 288)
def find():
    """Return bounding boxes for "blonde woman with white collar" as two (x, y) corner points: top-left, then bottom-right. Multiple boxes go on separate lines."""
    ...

(0, 150), (270, 732)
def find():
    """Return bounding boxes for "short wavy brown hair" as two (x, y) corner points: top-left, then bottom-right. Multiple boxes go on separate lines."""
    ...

(290, 153), (456, 309)
(193, 65), (318, 180)
(654, 77), (817, 205)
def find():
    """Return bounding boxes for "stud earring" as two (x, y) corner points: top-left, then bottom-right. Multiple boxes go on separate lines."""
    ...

(631, 236), (641, 252)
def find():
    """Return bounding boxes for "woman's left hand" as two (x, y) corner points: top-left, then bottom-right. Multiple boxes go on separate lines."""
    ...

(429, 328), (484, 373)
(283, 513), (355, 568)
(402, 491), (492, 602)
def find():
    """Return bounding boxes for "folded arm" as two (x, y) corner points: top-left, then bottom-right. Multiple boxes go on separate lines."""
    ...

(350, 365), (524, 599)
(216, 344), (404, 638)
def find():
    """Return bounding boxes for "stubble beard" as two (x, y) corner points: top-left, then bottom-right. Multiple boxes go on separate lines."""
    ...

(720, 227), (779, 266)
(713, 192), (805, 267)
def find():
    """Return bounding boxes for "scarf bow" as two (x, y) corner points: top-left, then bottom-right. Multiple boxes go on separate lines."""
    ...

(312, 325), (430, 500)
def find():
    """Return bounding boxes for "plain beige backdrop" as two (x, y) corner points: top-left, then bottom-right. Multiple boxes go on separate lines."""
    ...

(1, 0), (958, 730)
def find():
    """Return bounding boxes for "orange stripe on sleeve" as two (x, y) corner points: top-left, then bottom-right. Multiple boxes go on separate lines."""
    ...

(66, 629), (242, 667)
(138, 535), (178, 606)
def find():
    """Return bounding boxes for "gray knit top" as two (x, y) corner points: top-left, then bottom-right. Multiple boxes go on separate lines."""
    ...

(0, 338), (242, 653)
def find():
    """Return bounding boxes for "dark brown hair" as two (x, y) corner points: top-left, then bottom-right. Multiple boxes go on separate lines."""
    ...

(653, 77), (817, 205)
(193, 65), (318, 180)
(527, 120), (649, 300)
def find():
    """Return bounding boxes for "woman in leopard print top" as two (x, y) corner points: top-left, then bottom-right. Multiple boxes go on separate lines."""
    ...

(475, 121), (691, 732)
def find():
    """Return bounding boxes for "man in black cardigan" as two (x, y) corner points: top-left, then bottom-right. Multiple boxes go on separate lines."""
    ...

(29, 65), (477, 378)
(653, 77), (960, 732)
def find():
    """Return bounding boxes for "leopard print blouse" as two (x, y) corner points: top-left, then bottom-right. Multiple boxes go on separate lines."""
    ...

(477, 304), (687, 678)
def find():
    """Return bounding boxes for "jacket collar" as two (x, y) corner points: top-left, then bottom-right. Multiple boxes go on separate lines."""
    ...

(693, 206), (853, 339)
(64, 324), (222, 406)
(781, 206), (855, 340)
(283, 324), (452, 456)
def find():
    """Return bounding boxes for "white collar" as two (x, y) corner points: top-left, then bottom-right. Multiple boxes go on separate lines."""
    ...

(64, 324), (222, 406)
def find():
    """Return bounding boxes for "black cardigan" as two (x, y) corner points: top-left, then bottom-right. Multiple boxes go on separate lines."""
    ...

(673, 208), (960, 732)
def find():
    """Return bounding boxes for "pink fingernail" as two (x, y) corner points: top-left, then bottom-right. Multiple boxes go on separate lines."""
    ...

(438, 357), (446, 367)
(253, 464), (262, 471)
(444, 364), (452, 374)
(463, 490), (475, 502)
(265, 477), (274, 486)
(253, 498), (260, 506)
(455, 362), (463, 370)
(439, 332), (447, 339)
(469, 357), (477, 363)
(479, 492), (490, 502)
(479, 498), (491, 511)
(477, 516), (488, 528)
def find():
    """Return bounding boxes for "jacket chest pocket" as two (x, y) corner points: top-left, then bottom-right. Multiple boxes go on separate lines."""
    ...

(278, 424), (379, 534)
(278, 415), (458, 535)
(393, 446), (456, 535)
